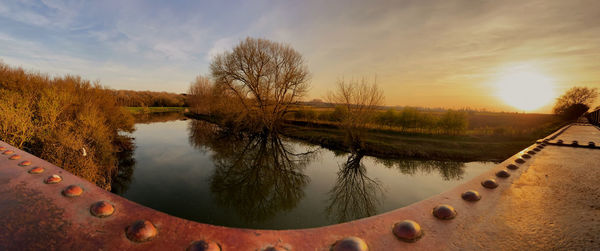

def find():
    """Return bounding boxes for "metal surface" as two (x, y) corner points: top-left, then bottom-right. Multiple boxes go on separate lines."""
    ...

(0, 124), (599, 250)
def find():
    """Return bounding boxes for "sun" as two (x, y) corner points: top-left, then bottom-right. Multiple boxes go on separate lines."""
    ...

(493, 68), (556, 111)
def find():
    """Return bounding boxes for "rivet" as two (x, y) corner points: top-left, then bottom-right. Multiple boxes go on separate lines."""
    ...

(19, 160), (31, 166)
(515, 158), (525, 164)
(557, 139), (563, 145)
(0, 146), (6, 151)
(589, 142), (596, 147)
(90, 201), (115, 217)
(527, 150), (536, 155)
(2, 150), (14, 155)
(188, 240), (221, 251)
(533, 148), (541, 152)
(126, 220), (158, 243)
(521, 154), (531, 159)
(9, 154), (21, 160)
(332, 237), (368, 251)
(495, 170), (511, 178)
(432, 204), (457, 220)
(45, 175), (62, 184)
(506, 164), (518, 170)
(461, 190), (481, 201)
(571, 140), (578, 146)
(260, 246), (287, 251)
(392, 220), (423, 242)
(481, 179), (498, 189)
(62, 185), (83, 197)
(28, 167), (45, 174)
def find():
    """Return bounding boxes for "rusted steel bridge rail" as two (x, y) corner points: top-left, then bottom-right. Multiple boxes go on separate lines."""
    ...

(1, 124), (599, 250)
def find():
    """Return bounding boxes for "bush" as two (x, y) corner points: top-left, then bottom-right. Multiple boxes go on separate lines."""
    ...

(0, 62), (134, 190)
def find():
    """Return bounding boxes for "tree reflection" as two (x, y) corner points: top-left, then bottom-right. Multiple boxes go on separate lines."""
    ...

(111, 135), (136, 195)
(326, 152), (384, 223)
(188, 120), (317, 223)
(375, 158), (465, 180)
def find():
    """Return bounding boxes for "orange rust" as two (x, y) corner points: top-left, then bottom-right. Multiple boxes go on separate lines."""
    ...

(9, 155), (21, 160)
(126, 220), (158, 243)
(188, 240), (222, 251)
(2, 150), (14, 155)
(19, 160), (31, 166)
(62, 185), (83, 197)
(44, 175), (62, 184)
(28, 166), (45, 174)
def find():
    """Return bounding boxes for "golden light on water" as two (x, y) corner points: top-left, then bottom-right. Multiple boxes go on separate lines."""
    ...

(493, 67), (556, 112)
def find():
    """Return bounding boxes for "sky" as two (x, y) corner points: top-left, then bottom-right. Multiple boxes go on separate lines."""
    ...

(1, 0), (599, 113)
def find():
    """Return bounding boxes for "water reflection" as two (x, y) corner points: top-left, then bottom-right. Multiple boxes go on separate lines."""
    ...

(188, 120), (318, 223)
(111, 136), (136, 195)
(326, 153), (384, 223)
(375, 159), (466, 181)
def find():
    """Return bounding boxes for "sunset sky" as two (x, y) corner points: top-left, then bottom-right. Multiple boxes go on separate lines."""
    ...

(1, 0), (599, 113)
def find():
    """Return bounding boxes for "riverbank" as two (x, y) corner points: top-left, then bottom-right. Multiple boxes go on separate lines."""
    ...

(127, 106), (187, 114)
(185, 113), (566, 162)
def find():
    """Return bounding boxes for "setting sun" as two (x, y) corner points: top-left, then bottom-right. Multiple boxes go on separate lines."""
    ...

(494, 69), (557, 111)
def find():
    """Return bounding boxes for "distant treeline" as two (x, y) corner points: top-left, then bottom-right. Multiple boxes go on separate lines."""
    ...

(0, 62), (134, 190)
(111, 90), (188, 107)
(291, 106), (561, 136)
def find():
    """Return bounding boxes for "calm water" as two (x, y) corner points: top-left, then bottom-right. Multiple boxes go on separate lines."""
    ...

(112, 114), (495, 229)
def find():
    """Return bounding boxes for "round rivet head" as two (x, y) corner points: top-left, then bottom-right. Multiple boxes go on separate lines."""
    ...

(461, 190), (481, 201)
(90, 201), (114, 217)
(29, 167), (44, 174)
(261, 246), (287, 251)
(481, 179), (498, 189)
(432, 204), (457, 220)
(126, 220), (158, 243)
(557, 139), (563, 145)
(521, 154), (531, 159)
(527, 150), (536, 155)
(533, 147), (541, 152)
(9, 155), (21, 160)
(45, 175), (62, 184)
(2, 150), (14, 155)
(62, 185), (83, 197)
(588, 142), (595, 147)
(332, 237), (368, 251)
(0, 146), (6, 151)
(571, 140), (578, 146)
(495, 170), (511, 178)
(188, 240), (221, 251)
(515, 158), (525, 164)
(392, 220), (423, 242)
(19, 160), (31, 166)
(506, 164), (518, 170)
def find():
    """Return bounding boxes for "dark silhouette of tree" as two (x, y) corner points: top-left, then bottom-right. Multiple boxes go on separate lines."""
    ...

(553, 87), (598, 120)
(210, 37), (310, 133)
(325, 153), (384, 223)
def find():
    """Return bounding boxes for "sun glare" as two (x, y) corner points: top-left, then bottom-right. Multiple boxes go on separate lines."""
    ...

(493, 68), (556, 112)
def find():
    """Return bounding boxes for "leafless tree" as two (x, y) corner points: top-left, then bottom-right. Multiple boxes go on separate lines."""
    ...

(209, 37), (310, 133)
(327, 77), (384, 151)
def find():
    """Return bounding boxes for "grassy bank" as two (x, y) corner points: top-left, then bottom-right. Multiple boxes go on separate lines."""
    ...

(127, 106), (187, 114)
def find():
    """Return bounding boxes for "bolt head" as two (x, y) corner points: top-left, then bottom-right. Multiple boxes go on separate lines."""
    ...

(527, 150), (536, 155)
(45, 175), (62, 184)
(461, 190), (481, 201)
(533, 147), (541, 152)
(506, 164), (518, 170)
(2, 150), (14, 155)
(28, 167), (44, 174)
(188, 240), (221, 251)
(588, 142), (595, 147)
(19, 160), (31, 166)
(521, 154), (531, 159)
(515, 158), (525, 164)
(90, 201), (115, 217)
(62, 185), (83, 197)
(481, 179), (499, 189)
(557, 139), (563, 145)
(432, 204), (457, 220)
(392, 220), (423, 242)
(126, 220), (158, 243)
(9, 155), (21, 160)
(571, 140), (578, 146)
(332, 237), (368, 251)
(495, 170), (511, 178)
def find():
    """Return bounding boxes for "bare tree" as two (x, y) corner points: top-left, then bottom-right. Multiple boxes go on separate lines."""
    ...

(553, 87), (598, 120)
(210, 37), (310, 133)
(328, 77), (384, 151)
(188, 75), (215, 114)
